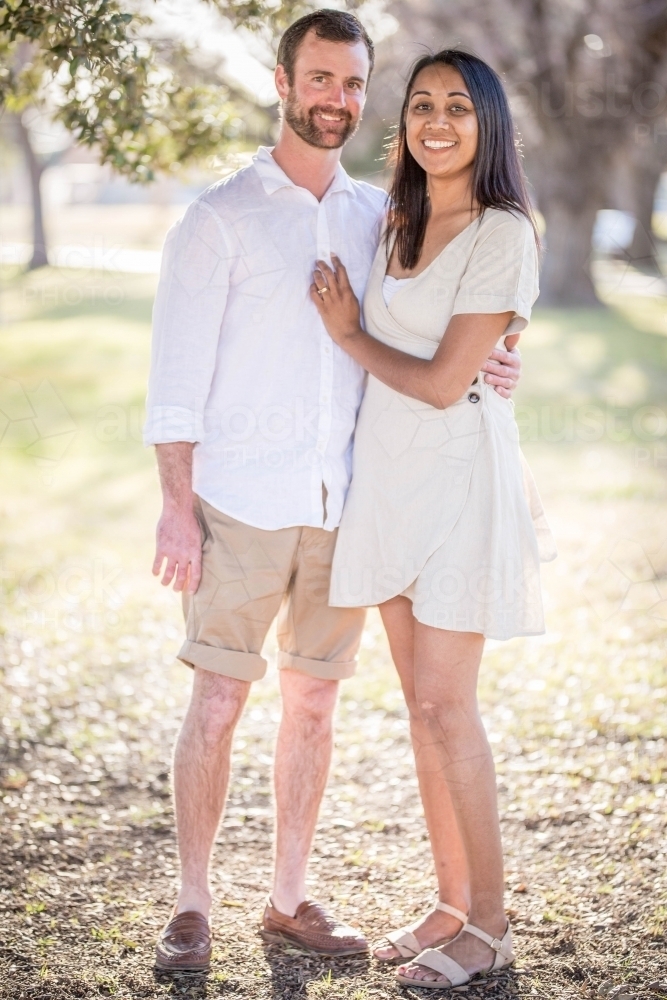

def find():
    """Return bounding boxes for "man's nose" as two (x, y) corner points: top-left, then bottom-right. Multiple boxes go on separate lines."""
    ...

(328, 84), (346, 107)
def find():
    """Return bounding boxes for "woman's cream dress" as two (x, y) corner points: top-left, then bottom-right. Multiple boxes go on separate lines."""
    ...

(329, 208), (556, 640)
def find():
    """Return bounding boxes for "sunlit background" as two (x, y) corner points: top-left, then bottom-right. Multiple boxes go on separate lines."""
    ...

(1, 1), (667, 997)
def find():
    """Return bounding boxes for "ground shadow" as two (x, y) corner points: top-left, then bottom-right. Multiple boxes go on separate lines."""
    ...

(262, 941), (372, 998)
(153, 966), (211, 993)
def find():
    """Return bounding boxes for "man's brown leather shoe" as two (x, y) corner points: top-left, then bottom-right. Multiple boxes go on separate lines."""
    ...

(155, 909), (212, 971)
(260, 898), (368, 956)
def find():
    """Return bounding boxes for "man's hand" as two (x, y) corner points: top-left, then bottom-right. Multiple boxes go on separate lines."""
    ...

(153, 442), (201, 594)
(482, 334), (521, 399)
(153, 504), (202, 594)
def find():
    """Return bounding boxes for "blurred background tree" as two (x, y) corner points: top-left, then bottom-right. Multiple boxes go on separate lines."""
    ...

(2, 0), (667, 303)
(375, 0), (667, 304)
(0, 0), (305, 268)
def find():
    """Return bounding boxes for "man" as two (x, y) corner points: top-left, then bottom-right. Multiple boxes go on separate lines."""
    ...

(144, 9), (521, 971)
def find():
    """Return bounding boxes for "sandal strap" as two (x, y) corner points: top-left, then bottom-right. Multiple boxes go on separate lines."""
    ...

(462, 921), (514, 965)
(385, 927), (421, 958)
(383, 902), (467, 959)
(434, 902), (468, 924)
(414, 948), (469, 987)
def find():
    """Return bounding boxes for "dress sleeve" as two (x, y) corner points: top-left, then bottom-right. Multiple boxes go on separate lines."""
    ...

(451, 211), (539, 334)
(143, 198), (232, 446)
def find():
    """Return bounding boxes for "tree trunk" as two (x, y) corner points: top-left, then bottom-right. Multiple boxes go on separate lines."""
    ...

(537, 199), (600, 306)
(626, 160), (663, 273)
(14, 114), (48, 270)
(525, 116), (609, 308)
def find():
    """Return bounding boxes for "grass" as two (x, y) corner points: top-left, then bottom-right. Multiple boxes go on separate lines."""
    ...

(1, 254), (667, 998)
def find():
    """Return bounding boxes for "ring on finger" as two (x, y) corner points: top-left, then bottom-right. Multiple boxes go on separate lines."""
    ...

(317, 286), (329, 297)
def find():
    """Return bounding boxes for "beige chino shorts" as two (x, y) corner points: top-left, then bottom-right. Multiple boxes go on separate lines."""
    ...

(178, 497), (366, 682)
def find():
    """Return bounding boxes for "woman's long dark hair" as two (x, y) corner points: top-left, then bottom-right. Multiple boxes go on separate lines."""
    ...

(386, 49), (538, 270)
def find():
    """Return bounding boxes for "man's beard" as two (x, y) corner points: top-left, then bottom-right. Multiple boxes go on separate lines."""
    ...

(283, 91), (359, 149)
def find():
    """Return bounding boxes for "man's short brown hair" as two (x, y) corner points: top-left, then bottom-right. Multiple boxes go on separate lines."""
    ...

(277, 9), (375, 86)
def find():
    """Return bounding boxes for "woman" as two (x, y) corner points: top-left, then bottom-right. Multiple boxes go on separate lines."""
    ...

(310, 50), (556, 989)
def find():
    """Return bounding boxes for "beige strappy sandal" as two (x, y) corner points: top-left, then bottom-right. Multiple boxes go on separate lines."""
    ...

(374, 902), (468, 964)
(396, 919), (514, 989)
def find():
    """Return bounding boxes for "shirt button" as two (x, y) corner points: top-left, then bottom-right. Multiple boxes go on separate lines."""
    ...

(468, 392), (480, 403)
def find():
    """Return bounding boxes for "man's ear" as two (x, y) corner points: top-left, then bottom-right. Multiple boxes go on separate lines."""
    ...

(275, 63), (290, 100)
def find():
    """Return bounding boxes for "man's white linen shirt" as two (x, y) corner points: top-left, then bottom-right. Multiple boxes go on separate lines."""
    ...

(144, 146), (386, 531)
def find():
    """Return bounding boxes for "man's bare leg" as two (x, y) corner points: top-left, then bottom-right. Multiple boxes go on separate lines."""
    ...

(173, 667), (250, 917)
(270, 669), (339, 915)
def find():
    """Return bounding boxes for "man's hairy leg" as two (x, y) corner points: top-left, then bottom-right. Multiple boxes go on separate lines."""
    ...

(271, 670), (339, 916)
(173, 668), (250, 917)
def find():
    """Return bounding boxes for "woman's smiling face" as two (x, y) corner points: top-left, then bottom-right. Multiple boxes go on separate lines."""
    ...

(405, 63), (479, 180)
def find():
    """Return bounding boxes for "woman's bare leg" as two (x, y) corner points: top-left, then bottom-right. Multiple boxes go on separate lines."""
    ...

(397, 624), (507, 985)
(373, 597), (469, 960)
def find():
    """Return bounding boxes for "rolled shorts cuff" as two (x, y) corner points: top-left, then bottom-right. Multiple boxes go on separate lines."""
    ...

(178, 641), (267, 682)
(277, 650), (357, 681)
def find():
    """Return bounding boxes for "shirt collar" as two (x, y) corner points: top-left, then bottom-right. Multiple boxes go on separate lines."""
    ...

(252, 145), (355, 199)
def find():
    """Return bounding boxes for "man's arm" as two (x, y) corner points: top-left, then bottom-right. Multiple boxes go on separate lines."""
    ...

(144, 199), (231, 594)
(153, 443), (202, 594)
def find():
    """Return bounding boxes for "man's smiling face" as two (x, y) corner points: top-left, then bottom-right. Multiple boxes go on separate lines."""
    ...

(276, 29), (369, 149)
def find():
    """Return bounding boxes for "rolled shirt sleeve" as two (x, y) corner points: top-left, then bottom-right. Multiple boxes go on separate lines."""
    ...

(451, 211), (539, 335)
(143, 199), (231, 446)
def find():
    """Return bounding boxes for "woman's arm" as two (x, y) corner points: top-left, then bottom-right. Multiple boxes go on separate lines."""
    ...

(311, 256), (513, 411)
